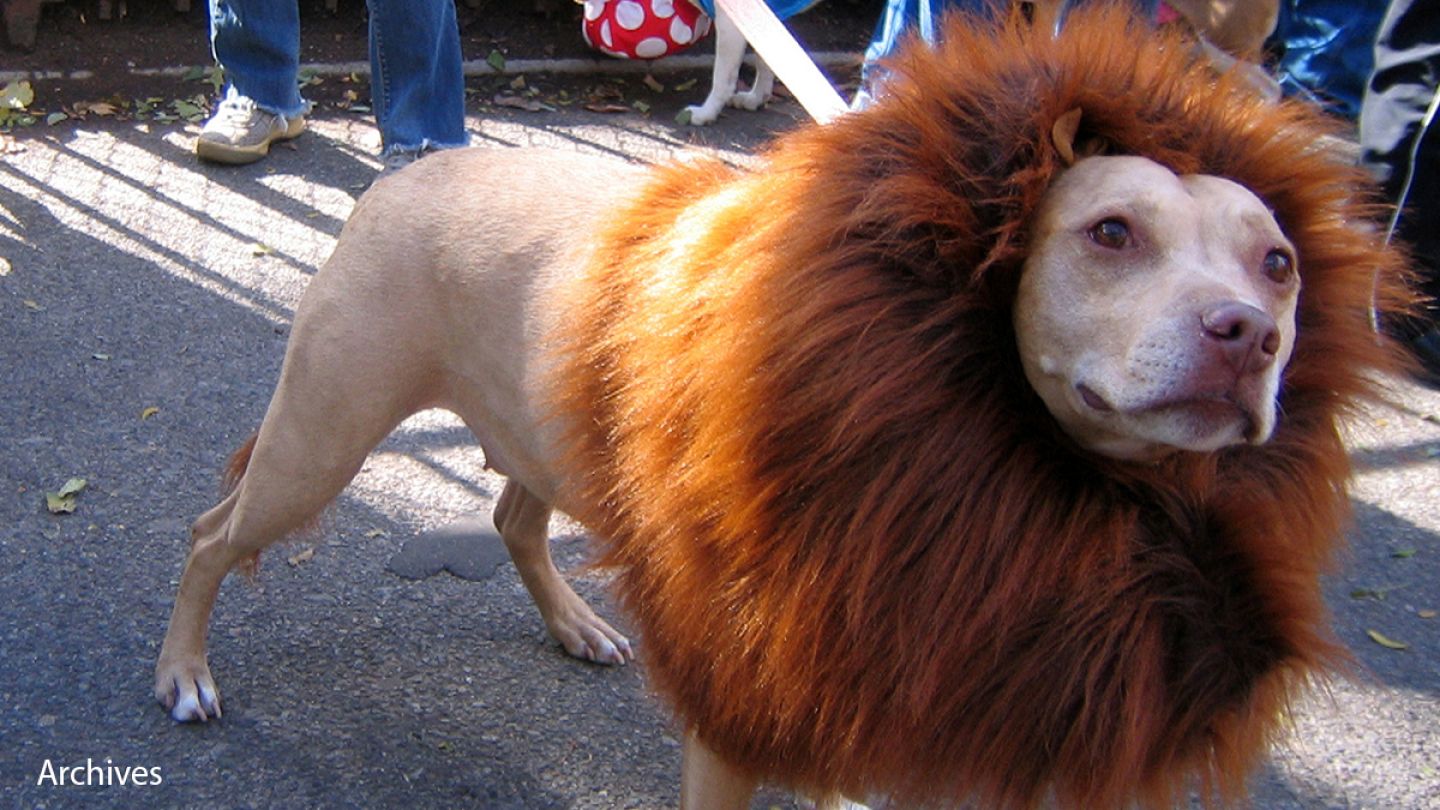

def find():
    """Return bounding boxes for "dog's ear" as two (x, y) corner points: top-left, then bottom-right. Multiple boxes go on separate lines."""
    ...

(1051, 107), (1083, 165)
(1050, 107), (1110, 166)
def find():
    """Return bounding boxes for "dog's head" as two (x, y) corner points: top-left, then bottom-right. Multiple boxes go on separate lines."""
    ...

(1016, 155), (1299, 461)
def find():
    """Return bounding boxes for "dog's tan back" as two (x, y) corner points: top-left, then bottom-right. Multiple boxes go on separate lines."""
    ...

(328, 149), (647, 502)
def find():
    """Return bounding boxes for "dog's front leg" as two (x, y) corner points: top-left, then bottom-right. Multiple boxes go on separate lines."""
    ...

(494, 480), (633, 665)
(680, 730), (758, 810)
(686, 8), (748, 125)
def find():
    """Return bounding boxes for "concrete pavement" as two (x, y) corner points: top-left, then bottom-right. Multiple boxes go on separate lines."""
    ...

(1, 73), (1438, 809)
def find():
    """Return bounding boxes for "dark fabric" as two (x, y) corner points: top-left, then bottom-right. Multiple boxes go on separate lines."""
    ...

(1360, 0), (1439, 319)
(1271, 0), (1386, 118)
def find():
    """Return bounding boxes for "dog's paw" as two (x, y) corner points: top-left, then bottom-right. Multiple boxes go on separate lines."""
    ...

(155, 658), (222, 722)
(567, 631), (632, 666)
(728, 90), (769, 112)
(683, 104), (721, 126)
(545, 599), (635, 666)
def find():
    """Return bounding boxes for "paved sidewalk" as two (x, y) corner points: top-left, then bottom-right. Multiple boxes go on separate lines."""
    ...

(1, 57), (1438, 810)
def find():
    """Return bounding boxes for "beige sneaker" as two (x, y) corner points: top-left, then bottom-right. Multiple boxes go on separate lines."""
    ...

(195, 91), (306, 165)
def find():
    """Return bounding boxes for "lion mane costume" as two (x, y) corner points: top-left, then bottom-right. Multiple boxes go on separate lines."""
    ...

(551, 4), (1412, 807)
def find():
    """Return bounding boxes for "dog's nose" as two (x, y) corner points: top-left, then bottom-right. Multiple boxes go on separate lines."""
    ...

(1201, 302), (1280, 374)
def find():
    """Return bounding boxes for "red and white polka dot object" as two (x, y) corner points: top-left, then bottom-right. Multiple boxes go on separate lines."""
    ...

(581, 0), (713, 60)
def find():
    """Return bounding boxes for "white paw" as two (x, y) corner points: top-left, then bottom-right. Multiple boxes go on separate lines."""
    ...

(683, 103), (722, 126)
(728, 91), (769, 111)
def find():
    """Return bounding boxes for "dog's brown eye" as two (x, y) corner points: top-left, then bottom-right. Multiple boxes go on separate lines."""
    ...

(1262, 249), (1294, 283)
(1088, 218), (1130, 249)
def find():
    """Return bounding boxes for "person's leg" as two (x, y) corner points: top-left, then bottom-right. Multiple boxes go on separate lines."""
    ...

(209, 0), (307, 117)
(365, 0), (468, 158)
(199, 0), (308, 164)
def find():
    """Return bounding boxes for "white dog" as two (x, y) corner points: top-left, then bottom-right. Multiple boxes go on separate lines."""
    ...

(684, 0), (819, 125)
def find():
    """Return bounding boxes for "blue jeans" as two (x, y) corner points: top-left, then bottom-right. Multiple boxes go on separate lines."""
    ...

(208, 0), (468, 154)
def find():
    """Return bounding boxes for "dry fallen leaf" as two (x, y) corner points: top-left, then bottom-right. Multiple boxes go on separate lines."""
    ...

(45, 477), (87, 514)
(140, 406), (160, 420)
(493, 95), (554, 113)
(1418, 610), (1437, 620)
(287, 547), (316, 566)
(75, 101), (119, 117)
(1, 80), (35, 110)
(1350, 587), (1395, 601)
(1366, 629), (1409, 651)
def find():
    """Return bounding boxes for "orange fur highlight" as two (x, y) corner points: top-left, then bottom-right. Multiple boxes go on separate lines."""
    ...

(223, 433), (258, 495)
(551, 5), (1412, 808)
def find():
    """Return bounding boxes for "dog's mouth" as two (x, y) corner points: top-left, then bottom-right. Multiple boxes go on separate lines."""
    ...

(1076, 384), (1263, 445)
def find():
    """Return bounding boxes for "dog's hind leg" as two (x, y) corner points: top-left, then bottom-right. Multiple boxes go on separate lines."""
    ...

(493, 479), (633, 665)
(730, 55), (775, 112)
(156, 287), (434, 722)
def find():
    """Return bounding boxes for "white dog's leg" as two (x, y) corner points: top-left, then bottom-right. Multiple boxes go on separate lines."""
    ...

(730, 55), (775, 111)
(686, 9), (747, 125)
(493, 479), (633, 665)
(680, 730), (758, 809)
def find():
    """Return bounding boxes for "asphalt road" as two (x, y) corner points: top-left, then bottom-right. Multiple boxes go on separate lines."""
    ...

(2, 57), (1438, 810)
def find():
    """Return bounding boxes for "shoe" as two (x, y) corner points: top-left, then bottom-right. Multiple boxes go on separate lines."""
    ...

(376, 146), (433, 180)
(372, 146), (444, 187)
(195, 91), (306, 165)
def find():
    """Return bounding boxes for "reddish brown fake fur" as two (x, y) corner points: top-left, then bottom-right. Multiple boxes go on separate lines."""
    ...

(551, 5), (1411, 808)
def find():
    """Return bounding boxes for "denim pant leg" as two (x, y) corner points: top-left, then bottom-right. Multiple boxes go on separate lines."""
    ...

(366, 0), (469, 155)
(209, 0), (308, 117)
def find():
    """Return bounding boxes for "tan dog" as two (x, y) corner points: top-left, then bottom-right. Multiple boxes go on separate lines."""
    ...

(156, 143), (1300, 805)
(154, 9), (1409, 809)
